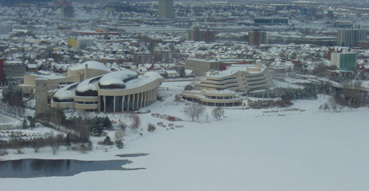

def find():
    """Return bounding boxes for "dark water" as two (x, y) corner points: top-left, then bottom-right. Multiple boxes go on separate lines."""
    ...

(116, 153), (149, 158)
(0, 159), (134, 178)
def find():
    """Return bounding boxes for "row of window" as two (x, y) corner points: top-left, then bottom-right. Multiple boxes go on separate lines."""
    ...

(246, 78), (267, 83)
(75, 101), (98, 105)
(205, 96), (234, 99)
(245, 75), (264, 79)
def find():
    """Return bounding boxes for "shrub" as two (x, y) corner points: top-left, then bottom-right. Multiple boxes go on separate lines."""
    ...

(115, 130), (125, 141)
(147, 123), (156, 132)
(72, 142), (93, 153)
(249, 99), (293, 109)
(0, 149), (8, 156)
(184, 84), (194, 90)
(115, 140), (124, 149)
(167, 116), (176, 121)
(102, 136), (113, 145)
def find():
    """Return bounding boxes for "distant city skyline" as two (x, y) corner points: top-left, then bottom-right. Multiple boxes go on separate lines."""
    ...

(2, 0), (369, 4)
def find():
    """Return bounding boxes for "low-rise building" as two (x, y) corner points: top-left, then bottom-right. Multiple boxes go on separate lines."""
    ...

(20, 61), (110, 95)
(51, 70), (163, 112)
(181, 63), (273, 107)
(194, 64), (273, 92)
(181, 90), (243, 107)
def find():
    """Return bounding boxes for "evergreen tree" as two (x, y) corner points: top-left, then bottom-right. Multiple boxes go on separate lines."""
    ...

(30, 120), (36, 128)
(103, 136), (113, 145)
(65, 134), (72, 150)
(2, 84), (24, 107)
(115, 140), (124, 149)
(22, 119), (28, 129)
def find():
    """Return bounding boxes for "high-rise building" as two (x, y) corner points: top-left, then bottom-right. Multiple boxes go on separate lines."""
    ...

(337, 29), (366, 47)
(134, 53), (154, 64)
(0, 59), (4, 81)
(248, 30), (267, 46)
(300, 7), (316, 16)
(327, 10), (334, 19)
(35, 78), (48, 117)
(188, 28), (215, 43)
(331, 52), (357, 71)
(61, 5), (74, 18)
(3, 60), (26, 79)
(185, 59), (220, 76)
(158, 0), (174, 18)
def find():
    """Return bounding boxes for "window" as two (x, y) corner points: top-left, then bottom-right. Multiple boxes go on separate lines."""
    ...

(105, 96), (114, 112)
(100, 96), (104, 111)
(115, 96), (122, 112)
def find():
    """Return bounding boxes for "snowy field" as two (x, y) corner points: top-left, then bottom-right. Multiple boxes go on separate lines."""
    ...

(0, 114), (21, 129)
(0, 114), (19, 124)
(1, 81), (369, 191)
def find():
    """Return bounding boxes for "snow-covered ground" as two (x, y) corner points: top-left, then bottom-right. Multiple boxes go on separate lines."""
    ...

(0, 114), (21, 129)
(0, 114), (19, 124)
(1, 81), (369, 191)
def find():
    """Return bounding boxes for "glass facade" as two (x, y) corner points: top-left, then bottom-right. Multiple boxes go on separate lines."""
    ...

(105, 96), (114, 112)
(100, 96), (104, 111)
(115, 96), (122, 112)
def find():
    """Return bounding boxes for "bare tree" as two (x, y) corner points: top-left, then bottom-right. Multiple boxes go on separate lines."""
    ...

(10, 132), (23, 154)
(31, 138), (44, 153)
(184, 103), (197, 122)
(51, 108), (65, 130)
(118, 121), (127, 131)
(337, 80), (364, 108)
(184, 103), (206, 122)
(49, 134), (64, 155)
(115, 130), (125, 141)
(212, 107), (225, 121)
(130, 113), (141, 132)
(195, 103), (205, 121)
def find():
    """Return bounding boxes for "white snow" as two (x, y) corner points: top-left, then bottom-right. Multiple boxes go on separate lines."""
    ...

(53, 83), (77, 101)
(209, 64), (266, 77)
(98, 70), (138, 87)
(142, 71), (163, 79)
(1, 81), (368, 191)
(69, 61), (110, 72)
(76, 76), (100, 93)
(76, 83), (97, 93)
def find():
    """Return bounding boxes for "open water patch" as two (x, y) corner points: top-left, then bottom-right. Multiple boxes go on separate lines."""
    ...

(115, 153), (149, 158)
(0, 158), (134, 178)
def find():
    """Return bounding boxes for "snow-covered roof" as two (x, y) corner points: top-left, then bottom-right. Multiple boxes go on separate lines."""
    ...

(209, 64), (266, 77)
(185, 69), (193, 74)
(27, 64), (37, 68)
(53, 83), (77, 101)
(76, 76), (101, 93)
(33, 74), (68, 80)
(166, 70), (178, 75)
(98, 70), (138, 89)
(69, 61), (110, 72)
(142, 71), (163, 79)
(124, 72), (163, 89)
